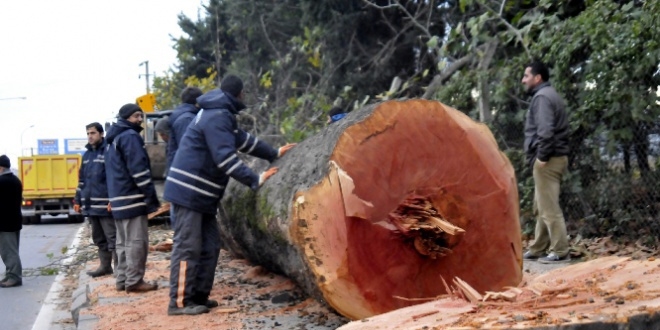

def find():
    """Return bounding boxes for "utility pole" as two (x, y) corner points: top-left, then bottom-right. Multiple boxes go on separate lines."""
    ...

(139, 61), (151, 94)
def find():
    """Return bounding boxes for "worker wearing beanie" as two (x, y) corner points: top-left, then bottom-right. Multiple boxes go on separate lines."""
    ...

(163, 75), (296, 315)
(105, 104), (160, 293)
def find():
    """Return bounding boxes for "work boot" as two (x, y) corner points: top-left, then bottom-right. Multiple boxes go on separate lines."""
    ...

(168, 304), (210, 316)
(193, 297), (219, 309)
(87, 250), (113, 277)
(0, 278), (23, 288)
(111, 250), (118, 278)
(116, 282), (125, 291)
(125, 280), (158, 293)
(193, 298), (219, 308)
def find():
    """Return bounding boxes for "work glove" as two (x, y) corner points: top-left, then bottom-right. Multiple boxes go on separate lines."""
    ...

(259, 167), (279, 186)
(277, 143), (297, 158)
(73, 204), (81, 213)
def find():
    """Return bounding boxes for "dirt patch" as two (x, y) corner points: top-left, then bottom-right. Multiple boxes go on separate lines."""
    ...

(62, 223), (660, 329)
(75, 224), (347, 329)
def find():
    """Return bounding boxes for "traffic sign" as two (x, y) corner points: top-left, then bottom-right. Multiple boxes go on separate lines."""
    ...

(37, 139), (59, 155)
(64, 138), (88, 154)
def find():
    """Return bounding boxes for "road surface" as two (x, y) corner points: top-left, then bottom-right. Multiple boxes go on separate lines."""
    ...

(0, 216), (81, 330)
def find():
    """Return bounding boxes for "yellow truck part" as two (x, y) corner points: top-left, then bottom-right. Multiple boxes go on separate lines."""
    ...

(136, 93), (156, 113)
(19, 154), (84, 224)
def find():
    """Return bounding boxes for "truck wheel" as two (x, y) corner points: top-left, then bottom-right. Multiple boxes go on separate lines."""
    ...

(22, 216), (32, 225)
(31, 215), (42, 224)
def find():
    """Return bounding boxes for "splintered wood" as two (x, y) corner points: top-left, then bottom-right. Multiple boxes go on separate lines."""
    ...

(341, 256), (660, 329)
(387, 195), (466, 258)
(148, 202), (170, 220)
(453, 277), (483, 303)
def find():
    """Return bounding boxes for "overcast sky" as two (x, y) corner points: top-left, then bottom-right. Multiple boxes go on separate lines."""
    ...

(0, 0), (204, 167)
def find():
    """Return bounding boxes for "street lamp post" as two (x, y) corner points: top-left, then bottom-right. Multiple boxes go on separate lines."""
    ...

(21, 124), (35, 156)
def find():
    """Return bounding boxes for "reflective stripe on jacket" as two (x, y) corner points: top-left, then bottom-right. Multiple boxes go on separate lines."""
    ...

(105, 119), (159, 219)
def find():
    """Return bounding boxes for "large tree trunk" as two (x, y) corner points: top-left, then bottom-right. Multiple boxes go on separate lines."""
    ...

(219, 99), (522, 320)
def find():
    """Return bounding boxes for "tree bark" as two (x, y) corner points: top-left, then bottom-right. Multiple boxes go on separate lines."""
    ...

(219, 99), (522, 320)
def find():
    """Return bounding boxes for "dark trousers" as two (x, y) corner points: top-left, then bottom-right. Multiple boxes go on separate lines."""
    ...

(169, 204), (221, 308)
(0, 231), (22, 281)
(89, 216), (117, 252)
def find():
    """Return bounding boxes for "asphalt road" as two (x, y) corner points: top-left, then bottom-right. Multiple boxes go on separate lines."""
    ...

(0, 216), (82, 330)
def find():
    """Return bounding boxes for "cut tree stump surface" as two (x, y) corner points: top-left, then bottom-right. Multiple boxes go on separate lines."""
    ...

(337, 256), (660, 329)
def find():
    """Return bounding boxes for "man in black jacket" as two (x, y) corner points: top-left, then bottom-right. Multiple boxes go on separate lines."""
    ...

(105, 104), (160, 293)
(521, 61), (570, 264)
(75, 122), (116, 277)
(0, 155), (23, 288)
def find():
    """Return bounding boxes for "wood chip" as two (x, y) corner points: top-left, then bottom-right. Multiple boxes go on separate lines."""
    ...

(428, 217), (465, 235)
(453, 277), (483, 303)
(216, 308), (239, 313)
(411, 310), (439, 321)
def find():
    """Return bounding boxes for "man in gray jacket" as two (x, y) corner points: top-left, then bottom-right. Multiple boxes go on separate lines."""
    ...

(521, 61), (570, 264)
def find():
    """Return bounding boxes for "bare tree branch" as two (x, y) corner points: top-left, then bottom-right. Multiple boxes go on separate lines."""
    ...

(260, 14), (283, 62)
(422, 54), (473, 99)
(480, 2), (532, 60)
(361, 0), (432, 38)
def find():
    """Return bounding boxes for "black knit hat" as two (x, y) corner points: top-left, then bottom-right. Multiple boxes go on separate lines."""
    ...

(220, 75), (244, 98)
(118, 103), (143, 119)
(0, 155), (10, 168)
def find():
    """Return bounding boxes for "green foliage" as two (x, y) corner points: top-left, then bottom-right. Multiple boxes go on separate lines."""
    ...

(156, 0), (660, 240)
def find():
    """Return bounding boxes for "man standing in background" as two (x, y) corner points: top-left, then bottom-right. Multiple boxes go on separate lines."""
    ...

(521, 61), (571, 264)
(166, 86), (203, 170)
(105, 104), (160, 292)
(75, 122), (116, 277)
(0, 155), (23, 288)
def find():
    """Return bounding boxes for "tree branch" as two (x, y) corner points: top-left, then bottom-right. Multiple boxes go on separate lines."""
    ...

(260, 14), (283, 62)
(480, 2), (532, 60)
(422, 54), (473, 99)
(361, 0), (432, 38)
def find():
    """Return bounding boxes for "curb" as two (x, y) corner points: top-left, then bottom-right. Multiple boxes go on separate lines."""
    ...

(70, 270), (92, 328)
(31, 224), (86, 330)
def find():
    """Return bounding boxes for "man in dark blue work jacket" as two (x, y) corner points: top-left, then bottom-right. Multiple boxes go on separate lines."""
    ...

(75, 122), (116, 278)
(105, 104), (160, 293)
(163, 75), (295, 315)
